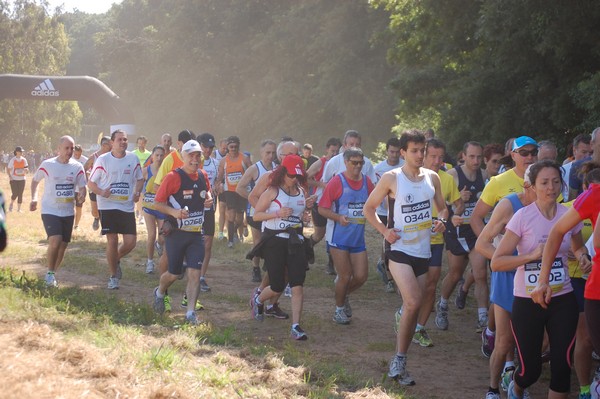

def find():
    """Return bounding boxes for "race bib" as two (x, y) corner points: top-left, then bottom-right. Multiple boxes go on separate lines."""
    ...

(462, 202), (476, 224)
(54, 183), (74, 203)
(524, 257), (565, 295)
(347, 202), (366, 224)
(226, 171), (242, 185)
(401, 200), (431, 233)
(142, 192), (155, 205)
(109, 182), (130, 201)
(179, 210), (204, 232)
(276, 214), (302, 230)
(14, 168), (25, 176)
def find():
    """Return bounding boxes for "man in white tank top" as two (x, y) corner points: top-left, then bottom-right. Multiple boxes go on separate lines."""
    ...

(364, 129), (448, 387)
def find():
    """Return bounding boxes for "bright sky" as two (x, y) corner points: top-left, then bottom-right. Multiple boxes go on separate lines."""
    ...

(46, 0), (123, 14)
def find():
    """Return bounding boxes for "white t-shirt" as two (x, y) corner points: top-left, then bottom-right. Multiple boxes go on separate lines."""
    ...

(73, 154), (88, 166)
(89, 152), (143, 212)
(321, 152), (377, 185)
(33, 157), (86, 217)
(374, 158), (404, 216)
(561, 162), (572, 200)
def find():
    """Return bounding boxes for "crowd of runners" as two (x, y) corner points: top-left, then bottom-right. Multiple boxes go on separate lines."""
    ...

(4, 126), (600, 398)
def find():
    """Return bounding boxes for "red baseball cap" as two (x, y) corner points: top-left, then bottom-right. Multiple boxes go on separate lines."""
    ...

(280, 154), (305, 176)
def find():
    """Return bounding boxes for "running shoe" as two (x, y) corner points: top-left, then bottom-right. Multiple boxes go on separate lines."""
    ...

(217, 231), (225, 241)
(45, 271), (57, 288)
(485, 391), (501, 399)
(501, 366), (515, 391)
(455, 278), (467, 309)
(343, 297), (352, 318)
(284, 284), (292, 297)
(164, 294), (171, 312)
(476, 315), (488, 333)
(154, 241), (163, 257)
(333, 308), (351, 325)
(227, 241), (234, 249)
(250, 287), (261, 309)
(325, 260), (336, 276)
(107, 276), (120, 289)
(507, 381), (530, 399)
(92, 217), (99, 231)
(290, 325), (308, 341)
(376, 258), (388, 284)
(265, 303), (289, 319)
(385, 280), (395, 293)
(394, 308), (402, 334)
(579, 393), (592, 399)
(481, 329), (495, 358)
(185, 312), (200, 326)
(181, 294), (204, 311)
(199, 278), (211, 292)
(251, 267), (262, 283)
(8, 202), (13, 212)
(251, 297), (264, 321)
(434, 301), (449, 330)
(412, 329), (433, 347)
(388, 355), (415, 386)
(153, 287), (165, 314)
(145, 259), (155, 274)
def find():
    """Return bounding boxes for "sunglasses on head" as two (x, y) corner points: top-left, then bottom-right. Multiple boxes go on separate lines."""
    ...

(514, 148), (538, 157)
(348, 160), (365, 166)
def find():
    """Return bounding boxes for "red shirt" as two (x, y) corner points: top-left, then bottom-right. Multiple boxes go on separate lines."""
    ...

(574, 183), (600, 300)
(319, 173), (374, 209)
(155, 169), (211, 203)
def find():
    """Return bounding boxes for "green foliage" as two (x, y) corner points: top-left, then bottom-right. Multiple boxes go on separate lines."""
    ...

(373, 0), (600, 156)
(0, 0), (82, 151)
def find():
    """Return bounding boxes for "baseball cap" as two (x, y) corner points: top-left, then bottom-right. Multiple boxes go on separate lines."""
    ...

(280, 154), (305, 176)
(512, 136), (538, 151)
(198, 133), (216, 148)
(14, 146), (24, 153)
(181, 140), (202, 154)
(178, 129), (195, 143)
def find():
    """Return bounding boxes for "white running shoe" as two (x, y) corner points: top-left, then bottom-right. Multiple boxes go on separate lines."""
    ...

(388, 355), (415, 386)
(107, 276), (120, 289)
(45, 272), (57, 288)
(145, 259), (155, 274)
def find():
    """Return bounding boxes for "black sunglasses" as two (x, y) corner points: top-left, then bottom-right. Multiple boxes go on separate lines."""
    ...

(348, 160), (365, 166)
(514, 148), (538, 157)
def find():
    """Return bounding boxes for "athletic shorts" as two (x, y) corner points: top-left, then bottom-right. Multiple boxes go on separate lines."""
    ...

(218, 192), (227, 203)
(89, 191), (97, 202)
(202, 207), (216, 236)
(386, 250), (429, 277)
(490, 270), (515, 313)
(41, 214), (74, 243)
(222, 191), (247, 212)
(165, 229), (204, 275)
(247, 215), (262, 231)
(329, 242), (366, 253)
(571, 277), (586, 313)
(444, 224), (477, 256)
(428, 243), (444, 267)
(142, 207), (166, 220)
(311, 206), (327, 228)
(99, 209), (136, 235)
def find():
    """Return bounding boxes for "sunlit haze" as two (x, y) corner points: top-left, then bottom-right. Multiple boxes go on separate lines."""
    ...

(46, 0), (122, 14)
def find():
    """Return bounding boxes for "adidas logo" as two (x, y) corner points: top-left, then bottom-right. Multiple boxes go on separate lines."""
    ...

(31, 78), (60, 97)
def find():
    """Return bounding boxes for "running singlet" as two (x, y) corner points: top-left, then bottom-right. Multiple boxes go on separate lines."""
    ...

(223, 155), (245, 192)
(574, 184), (600, 299)
(9, 157), (28, 180)
(431, 170), (460, 245)
(455, 166), (485, 225)
(506, 203), (580, 298)
(142, 165), (158, 211)
(324, 174), (371, 248)
(388, 168), (435, 258)
(247, 161), (274, 217)
(479, 168), (524, 208)
(263, 186), (306, 239)
(33, 157), (86, 217)
(89, 152), (143, 212)
(202, 156), (219, 188)
(164, 169), (208, 233)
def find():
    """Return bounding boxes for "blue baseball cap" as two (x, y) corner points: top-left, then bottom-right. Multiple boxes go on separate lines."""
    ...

(512, 136), (538, 151)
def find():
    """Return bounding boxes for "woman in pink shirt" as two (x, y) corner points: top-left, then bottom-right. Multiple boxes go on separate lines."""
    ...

(491, 160), (589, 399)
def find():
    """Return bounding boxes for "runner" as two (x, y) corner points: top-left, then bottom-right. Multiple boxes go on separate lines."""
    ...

(152, 140), (213, 325)
(29, 136), (86, 287)
(141, 145), (166, 274)
(71, 144), (88, 230)
(7, 146), (29, 212)
(476, 168), (536, 399)
(133, 135), (152, 224)
(88, 129), (144, 289)
(494, 160), (587, 399)
(236, 139), (277, 282)
(364, 129), (448, 386)
(373, 137), (403, 293)
(561, 134), (591, 200)
(83, 136), (112, 230)
(216, 136), (252, 248)
(214, 137), (228, 240)
(249, 154), (315, 340)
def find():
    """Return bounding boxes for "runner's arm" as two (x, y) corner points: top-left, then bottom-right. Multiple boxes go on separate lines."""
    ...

(252, 187), (279, 222)
(474, 199), (512, 260)
(235, 164), (257, 199)
(491, 229), (541, 272)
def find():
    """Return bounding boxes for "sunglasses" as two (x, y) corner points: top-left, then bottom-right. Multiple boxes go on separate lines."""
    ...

(286, 173), (299, 179)
(514, 148), (538, 157)
(348, 160), (365, 166)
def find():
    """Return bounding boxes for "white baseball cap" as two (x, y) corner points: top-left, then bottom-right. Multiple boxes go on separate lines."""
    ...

(181, 140), (202, 154)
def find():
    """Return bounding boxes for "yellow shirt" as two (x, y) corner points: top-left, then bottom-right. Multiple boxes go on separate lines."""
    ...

(479, 168), (524, 208)
(431, 169), (461, 245)
(154, 151), (183, 187)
